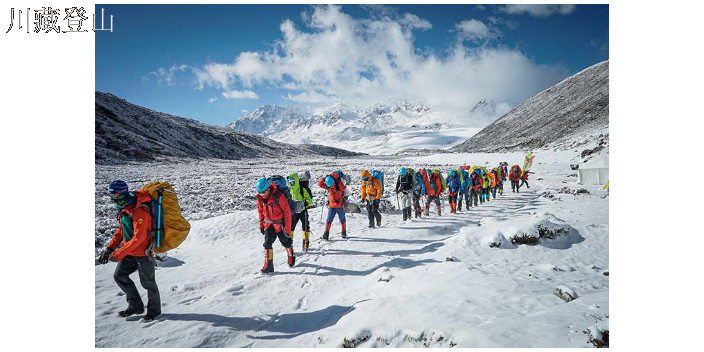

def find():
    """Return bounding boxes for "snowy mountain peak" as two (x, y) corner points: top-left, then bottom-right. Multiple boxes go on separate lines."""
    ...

(228, 100), (466, 154)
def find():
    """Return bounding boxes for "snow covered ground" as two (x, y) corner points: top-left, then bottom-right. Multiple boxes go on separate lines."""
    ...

(293, 127), (482, 155)
(95, 149), (608, 347)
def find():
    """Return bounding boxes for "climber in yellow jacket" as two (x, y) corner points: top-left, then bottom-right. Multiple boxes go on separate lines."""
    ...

(361, 170), (383, 228)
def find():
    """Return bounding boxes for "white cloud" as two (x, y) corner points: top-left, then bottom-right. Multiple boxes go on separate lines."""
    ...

(241, 109), (249, 114)
(208, 97), (218, 103)
(285, 91), (339, 104)
(144, 64), (190, 86)
(399, 13), (432, 31)
(558, 4), (577, 15)
(221, 90), (259, 100)
(501, 4), (576, 18)
(590, 39), (609, 55)
(455, 19), (500, 41)
(488, 16), (518, 30)
(182, 5), (564, 119)
(474, 4), (486, 11)
(358, 4), (396, 18)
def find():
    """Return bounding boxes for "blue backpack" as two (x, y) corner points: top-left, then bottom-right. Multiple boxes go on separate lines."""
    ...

(460, 170), (470, 189)
(371, 170), (384, 194)
(267, 175), (304, 214)
(446, 174), (459, 191)
(414, 171), (426, 195)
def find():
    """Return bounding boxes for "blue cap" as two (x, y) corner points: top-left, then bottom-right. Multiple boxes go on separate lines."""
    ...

(325, 175), (335, 187)
(256, 177), (269, 193)
(399, 167), (407, 176)
(448, 169), (455, 176)
(108, 180), (130, 197)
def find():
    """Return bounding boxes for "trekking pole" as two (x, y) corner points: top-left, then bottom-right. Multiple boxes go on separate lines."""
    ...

(396, 192), (400, 211)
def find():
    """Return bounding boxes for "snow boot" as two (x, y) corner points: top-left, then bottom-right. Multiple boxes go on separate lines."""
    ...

(302, 231), (310, 252)
(322, 222), (332, 239)
(261, 249), (274, 273)
(377, 220), (381, 227)
(424, 206), (430, 216)
(437, 205), (442, 216)
(286, 246), (295, 267)
(369, 220), (375, 228)
(341, 222), (347, 239)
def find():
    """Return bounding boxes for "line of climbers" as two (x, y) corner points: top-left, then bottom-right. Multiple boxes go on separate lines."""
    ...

(95, 162), (533, 321)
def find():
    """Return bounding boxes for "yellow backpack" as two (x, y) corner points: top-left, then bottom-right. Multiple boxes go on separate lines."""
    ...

(141, 181), (191, 254)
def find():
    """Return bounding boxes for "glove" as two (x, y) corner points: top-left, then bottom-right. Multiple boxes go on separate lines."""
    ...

(98, 248), (114, 265)
(260, 228), (265, 235)
(373, 199), (380, 205)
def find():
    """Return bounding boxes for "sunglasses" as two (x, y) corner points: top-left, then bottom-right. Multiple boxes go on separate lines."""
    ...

(361, 176), (369, 180)
(258, 190), (268, 196)
(108, 192), (129, 201)
(287, 178), (295, 185)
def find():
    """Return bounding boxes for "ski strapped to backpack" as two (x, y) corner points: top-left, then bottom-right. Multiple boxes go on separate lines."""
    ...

(267, 175), (305, 214)
(141, 181), (191, 255)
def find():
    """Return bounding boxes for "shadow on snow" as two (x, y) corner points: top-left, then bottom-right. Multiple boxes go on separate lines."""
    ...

(160, 305), (355, 342)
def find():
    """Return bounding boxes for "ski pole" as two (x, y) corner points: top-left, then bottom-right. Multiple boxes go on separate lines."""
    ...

(396, 192), (400, 211)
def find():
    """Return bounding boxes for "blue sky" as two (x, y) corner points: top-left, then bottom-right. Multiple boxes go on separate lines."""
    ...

(95, 4), (608, 126)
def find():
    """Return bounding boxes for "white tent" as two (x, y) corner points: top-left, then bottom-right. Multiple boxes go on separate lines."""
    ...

(578, 155), (609, 185)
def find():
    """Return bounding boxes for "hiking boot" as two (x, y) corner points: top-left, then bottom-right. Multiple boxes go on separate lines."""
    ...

(118, 307), (144, 318)
(321, 231), (329, 240)
(261, 248), (274, 273)
(286, 247), (295, 267)
(369, 220), (374, 228)
(261, 259), (274, 273)
(303, 231), (310, 249)
(377, 220), (381, 227)
(341, 231), (347, 239)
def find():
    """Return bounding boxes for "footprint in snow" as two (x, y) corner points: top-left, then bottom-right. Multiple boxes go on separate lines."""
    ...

(227, 284), (245, 296)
